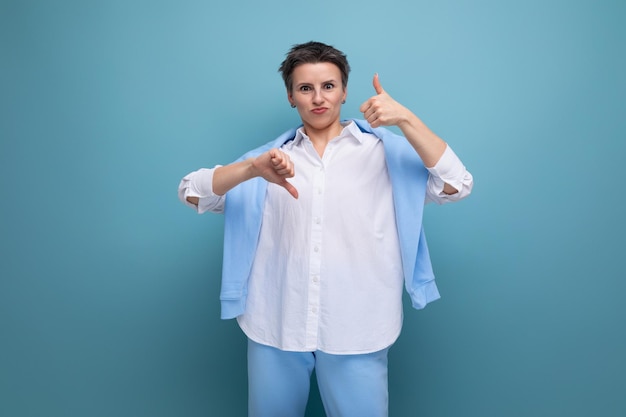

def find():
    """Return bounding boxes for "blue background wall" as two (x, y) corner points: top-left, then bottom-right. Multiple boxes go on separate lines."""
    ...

(2, 0), (624, 416)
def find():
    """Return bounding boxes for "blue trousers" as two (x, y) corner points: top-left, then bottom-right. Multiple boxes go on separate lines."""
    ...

(247, 339), (389, 417)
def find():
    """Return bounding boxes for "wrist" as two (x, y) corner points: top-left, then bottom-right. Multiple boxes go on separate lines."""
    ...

(396, 110), (422, 133)
(244, 157), (259, 180)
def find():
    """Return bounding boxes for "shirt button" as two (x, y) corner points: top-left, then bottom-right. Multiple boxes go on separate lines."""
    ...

(313, 246), (319, 253)
(312, 275), (319, 283)
(312, 307), (318, 313)
(314, 217), (321, 224)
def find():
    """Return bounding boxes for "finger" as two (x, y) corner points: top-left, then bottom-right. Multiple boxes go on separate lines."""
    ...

(269, 149), (281, 165)
(276, 162), (294, 177)
(272, 151), (292, 172)
(361, 105), (376, 121)
(373, 73), (385, 95)
(274, 154), (293, 173)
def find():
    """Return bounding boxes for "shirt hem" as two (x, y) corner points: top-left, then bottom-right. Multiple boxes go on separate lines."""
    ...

(237, 317), (402, 355)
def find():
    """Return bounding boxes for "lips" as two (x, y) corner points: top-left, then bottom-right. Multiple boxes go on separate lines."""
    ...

(311, 107), (328, 115)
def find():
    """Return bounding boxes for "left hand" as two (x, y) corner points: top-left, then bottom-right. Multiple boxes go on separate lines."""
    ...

(359, 73), (410, 128)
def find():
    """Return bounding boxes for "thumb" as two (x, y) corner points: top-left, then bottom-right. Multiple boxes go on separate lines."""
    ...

(373, 73), (385, 95)
(281, 180), (299, 199)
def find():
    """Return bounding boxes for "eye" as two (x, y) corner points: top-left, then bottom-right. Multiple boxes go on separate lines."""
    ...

(299, 85), (311, 92)
(324, 83), (335, 90)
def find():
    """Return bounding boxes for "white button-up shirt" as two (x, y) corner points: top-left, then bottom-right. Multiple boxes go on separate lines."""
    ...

(179, 121), (473, 354)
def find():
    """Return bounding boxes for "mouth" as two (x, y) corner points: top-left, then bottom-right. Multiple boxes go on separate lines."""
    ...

(311, 107), (328, 115)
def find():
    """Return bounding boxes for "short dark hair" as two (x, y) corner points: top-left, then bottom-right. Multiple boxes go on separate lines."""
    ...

(278, 41), (350, 92)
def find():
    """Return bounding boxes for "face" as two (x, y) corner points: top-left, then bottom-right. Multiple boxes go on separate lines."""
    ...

(288, 62), (347, 136)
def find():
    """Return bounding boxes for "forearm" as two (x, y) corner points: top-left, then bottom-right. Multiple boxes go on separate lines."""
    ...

(397, 112), (447, 169)
(212, 158), (257, 196)
(185, 148), (297, 207)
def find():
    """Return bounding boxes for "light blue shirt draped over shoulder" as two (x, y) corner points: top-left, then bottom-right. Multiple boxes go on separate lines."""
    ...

(219, 118), (439, 320)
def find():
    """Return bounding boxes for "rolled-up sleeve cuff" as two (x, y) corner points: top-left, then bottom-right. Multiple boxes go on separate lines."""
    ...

(425, 145), (473, 204)
(177, 166), (225, 213)
(408, 280), (441, 310)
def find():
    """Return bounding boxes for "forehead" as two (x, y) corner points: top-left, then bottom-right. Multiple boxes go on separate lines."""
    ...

(292, 62), (342, 83)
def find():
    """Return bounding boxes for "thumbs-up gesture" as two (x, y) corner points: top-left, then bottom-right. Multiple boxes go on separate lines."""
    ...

(359, 73), (410, 128)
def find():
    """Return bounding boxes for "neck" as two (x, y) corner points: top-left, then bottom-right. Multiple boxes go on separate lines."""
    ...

(303, 121), (344, 157)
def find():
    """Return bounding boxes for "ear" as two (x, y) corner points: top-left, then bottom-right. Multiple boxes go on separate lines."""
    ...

(342, 86), (348, 103)
(287, 89), (294, 107)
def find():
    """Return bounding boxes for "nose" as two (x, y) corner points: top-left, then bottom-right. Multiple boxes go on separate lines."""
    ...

(312, 88), (324, 105)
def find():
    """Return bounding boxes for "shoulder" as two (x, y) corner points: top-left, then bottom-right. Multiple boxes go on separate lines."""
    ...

(350, 118), (420, 158)
(351, 119), (408, 147)
(235, 126), (299, 161)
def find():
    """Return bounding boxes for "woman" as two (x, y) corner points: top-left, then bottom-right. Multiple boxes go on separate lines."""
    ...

(179, 41), (473, 417)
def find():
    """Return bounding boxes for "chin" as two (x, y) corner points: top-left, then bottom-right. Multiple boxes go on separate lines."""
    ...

(307, 114), (340, 128)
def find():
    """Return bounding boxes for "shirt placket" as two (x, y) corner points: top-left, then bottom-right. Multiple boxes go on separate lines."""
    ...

(304, 158), (326, 350)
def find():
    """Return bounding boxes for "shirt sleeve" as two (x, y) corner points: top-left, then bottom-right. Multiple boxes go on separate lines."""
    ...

(177, 166), (226, 214)
(425, 145), (474, 205)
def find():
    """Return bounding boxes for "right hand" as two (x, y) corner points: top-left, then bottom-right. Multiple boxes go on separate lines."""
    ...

(252, 149), (298, 199)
